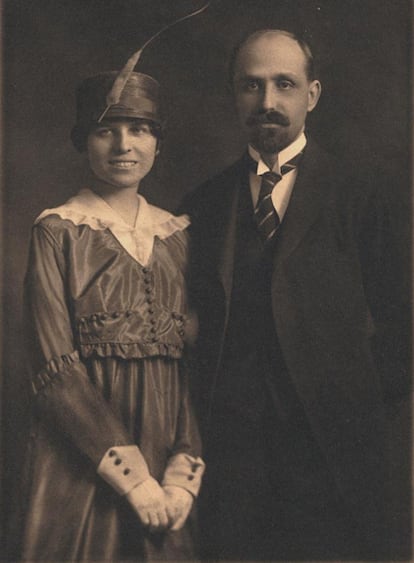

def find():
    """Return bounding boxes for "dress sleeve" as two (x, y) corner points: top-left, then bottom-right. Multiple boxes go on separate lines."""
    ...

(161, 355), (205, 496)
(24, 223), (149, 474)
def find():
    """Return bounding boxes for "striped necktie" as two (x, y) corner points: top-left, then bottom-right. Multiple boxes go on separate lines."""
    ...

(252, 151), (303, 243)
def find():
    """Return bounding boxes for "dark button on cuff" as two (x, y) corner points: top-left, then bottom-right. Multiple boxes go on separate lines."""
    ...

(109, 450), (116, 457)
(187, 475), (195, 481)
(115, 458), (122, 466)
(123, 468), (130, 476)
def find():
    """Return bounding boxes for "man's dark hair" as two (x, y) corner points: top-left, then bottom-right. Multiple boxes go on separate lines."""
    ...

(228, 29), (316, 87)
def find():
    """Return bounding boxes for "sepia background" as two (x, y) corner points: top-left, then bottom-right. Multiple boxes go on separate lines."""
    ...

(1, 0), (412, 551)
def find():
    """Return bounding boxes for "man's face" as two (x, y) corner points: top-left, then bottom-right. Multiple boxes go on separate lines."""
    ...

(233, 32), (321, 155)
(87, 118), (158, 190)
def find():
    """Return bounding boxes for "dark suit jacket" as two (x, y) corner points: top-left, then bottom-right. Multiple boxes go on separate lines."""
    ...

(181, 138), (411, 551)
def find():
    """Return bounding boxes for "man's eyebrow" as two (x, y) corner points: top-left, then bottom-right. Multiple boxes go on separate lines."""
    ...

(274, 73), (299, 81)
(236, 74), (263, 82)
(237, 71), (300, 81)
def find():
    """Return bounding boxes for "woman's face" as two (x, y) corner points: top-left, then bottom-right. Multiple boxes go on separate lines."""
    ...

(86, 118), (158, 190)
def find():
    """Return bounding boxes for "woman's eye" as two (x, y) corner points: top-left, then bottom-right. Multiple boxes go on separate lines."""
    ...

(131, 124), (151, 135)
(94, 128), (111, 137)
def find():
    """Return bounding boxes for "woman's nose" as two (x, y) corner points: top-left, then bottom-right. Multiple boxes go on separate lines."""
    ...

(115, 131), (132, 153)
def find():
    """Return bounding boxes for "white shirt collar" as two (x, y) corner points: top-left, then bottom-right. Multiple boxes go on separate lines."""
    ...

(248, 131), (307, 175)
(35, 188), (189, 265)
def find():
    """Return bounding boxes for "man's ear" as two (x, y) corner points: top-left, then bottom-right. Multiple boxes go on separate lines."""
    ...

(307, 80), (322, 112)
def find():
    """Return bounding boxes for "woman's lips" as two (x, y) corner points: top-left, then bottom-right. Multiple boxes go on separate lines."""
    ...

(108, 160), (138, 168)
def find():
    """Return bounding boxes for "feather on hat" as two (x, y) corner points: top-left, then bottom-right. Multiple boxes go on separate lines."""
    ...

(71, 2), (209, 151)
(98, 1), (210, 122)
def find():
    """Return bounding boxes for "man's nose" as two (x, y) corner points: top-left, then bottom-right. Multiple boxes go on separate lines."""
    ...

(261, 82), (278, 110)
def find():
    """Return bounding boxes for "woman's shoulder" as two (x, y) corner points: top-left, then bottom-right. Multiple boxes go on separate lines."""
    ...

(141, 198), (189, 232)
(32, 190), (104, 246)
(34, 189), (104, 229)
(138, 196), (190, 241)
(33, 212), (79, 239)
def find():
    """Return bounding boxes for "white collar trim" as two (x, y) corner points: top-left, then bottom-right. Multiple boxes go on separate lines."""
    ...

(35, 188), (190, 266)
(249, 131), (307, 175)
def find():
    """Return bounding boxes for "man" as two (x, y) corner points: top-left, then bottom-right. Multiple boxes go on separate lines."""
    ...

(181, 29), (410, 560)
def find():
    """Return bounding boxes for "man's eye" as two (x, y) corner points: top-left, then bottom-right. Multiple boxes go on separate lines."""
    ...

(245, 80), (260, 91)
(278, 80), (294, 90)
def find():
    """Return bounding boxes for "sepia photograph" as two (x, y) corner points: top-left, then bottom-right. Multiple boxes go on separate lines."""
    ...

(1, 1), (412, 561)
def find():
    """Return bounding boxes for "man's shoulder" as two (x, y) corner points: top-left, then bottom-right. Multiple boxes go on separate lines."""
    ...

(180, 156), (246, 215)
(306, 138), (393, 218)
(303, 137), (337, 171)
(196, 156), (245, 193)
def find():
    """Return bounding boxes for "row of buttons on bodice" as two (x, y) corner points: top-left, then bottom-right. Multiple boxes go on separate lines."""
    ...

(143, 266), (158, 342)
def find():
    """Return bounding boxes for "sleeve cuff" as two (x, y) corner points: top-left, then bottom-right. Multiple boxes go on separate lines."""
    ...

(161, 453), (205, 497)
(97, 445), (150, 495)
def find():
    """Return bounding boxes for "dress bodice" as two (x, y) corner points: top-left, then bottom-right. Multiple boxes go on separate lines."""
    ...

(33, 214), (190, 360)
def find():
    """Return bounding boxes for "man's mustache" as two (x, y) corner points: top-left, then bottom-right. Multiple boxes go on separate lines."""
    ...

(246, 110), (290, 127)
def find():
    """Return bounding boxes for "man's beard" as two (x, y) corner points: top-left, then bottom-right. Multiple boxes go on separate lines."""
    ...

(249, 125), (290, 154)
(246, 110), (291, 154)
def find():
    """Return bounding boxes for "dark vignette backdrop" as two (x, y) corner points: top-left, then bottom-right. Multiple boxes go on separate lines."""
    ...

(1, 0), (412, 554)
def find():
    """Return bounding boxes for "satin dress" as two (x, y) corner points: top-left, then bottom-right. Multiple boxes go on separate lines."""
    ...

(15, 189), (203, 562)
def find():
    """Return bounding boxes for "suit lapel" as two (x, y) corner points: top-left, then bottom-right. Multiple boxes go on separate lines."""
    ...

(273, 140), (330, 274)
(211, 143), (330, 320)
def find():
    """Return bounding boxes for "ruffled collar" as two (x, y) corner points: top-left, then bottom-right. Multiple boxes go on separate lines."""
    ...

(35, 188), (190, 266)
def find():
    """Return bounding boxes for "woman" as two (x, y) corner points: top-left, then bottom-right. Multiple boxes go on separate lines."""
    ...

(15, 71), (204, 561)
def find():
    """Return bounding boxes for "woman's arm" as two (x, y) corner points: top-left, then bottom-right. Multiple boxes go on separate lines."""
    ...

(161, 354), (205, 529)
(25, 222), (168, 528)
